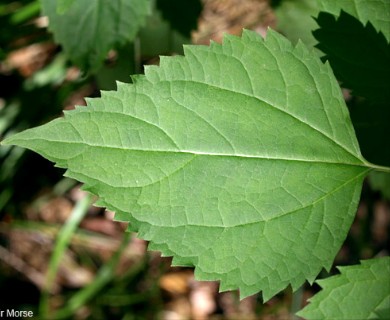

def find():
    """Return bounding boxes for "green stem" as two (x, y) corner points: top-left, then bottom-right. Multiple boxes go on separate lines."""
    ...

(39, 194), (93, 319)
(291, 286), (304, 319)
(10, 0), (40, 24)
(51, 231), (132, 319)
(366, 162), (390, 174)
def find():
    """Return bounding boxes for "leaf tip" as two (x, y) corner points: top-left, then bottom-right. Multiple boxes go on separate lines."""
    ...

(1, 132), (24, 147)
(1, 136), (12, 146)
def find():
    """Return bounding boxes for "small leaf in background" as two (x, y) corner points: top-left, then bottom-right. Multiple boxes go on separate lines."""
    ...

(95, 44), (135, 91)
(1, 30), (375, 300)
(297, 257), (390, 319)
(138, 4), (189, 58)
(41, 0), (151, 71)
(274, 0), (319, 48)
(314, 11), (390, 104)
(156, 0), (202, 37)
(317, 0), (390, 42)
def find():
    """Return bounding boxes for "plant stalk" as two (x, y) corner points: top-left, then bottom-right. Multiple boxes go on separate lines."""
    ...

(39, 193), (93, 319)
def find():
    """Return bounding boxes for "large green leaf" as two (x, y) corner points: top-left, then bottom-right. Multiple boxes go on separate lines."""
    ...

(1, 30), (378, 300)
(298, 257), (390, 319)
(41, 0), (151, 70)
(317, 0), (390, 42)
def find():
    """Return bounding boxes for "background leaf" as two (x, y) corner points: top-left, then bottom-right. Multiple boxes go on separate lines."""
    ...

(138, 4), (189, 58)
(317, 0), (390, 42)
(298, 257), (390, 319)
(41, 0), (151, 71)
(2, 30), (372, 300)
(314, 11), (390, 104)
(274, 0), (319, 48)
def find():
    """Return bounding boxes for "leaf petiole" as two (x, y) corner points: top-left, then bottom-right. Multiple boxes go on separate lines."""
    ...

(366, 162), (390, 174)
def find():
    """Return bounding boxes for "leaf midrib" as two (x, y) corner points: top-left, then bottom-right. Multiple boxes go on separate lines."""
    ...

(15, 136), (369, 168)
